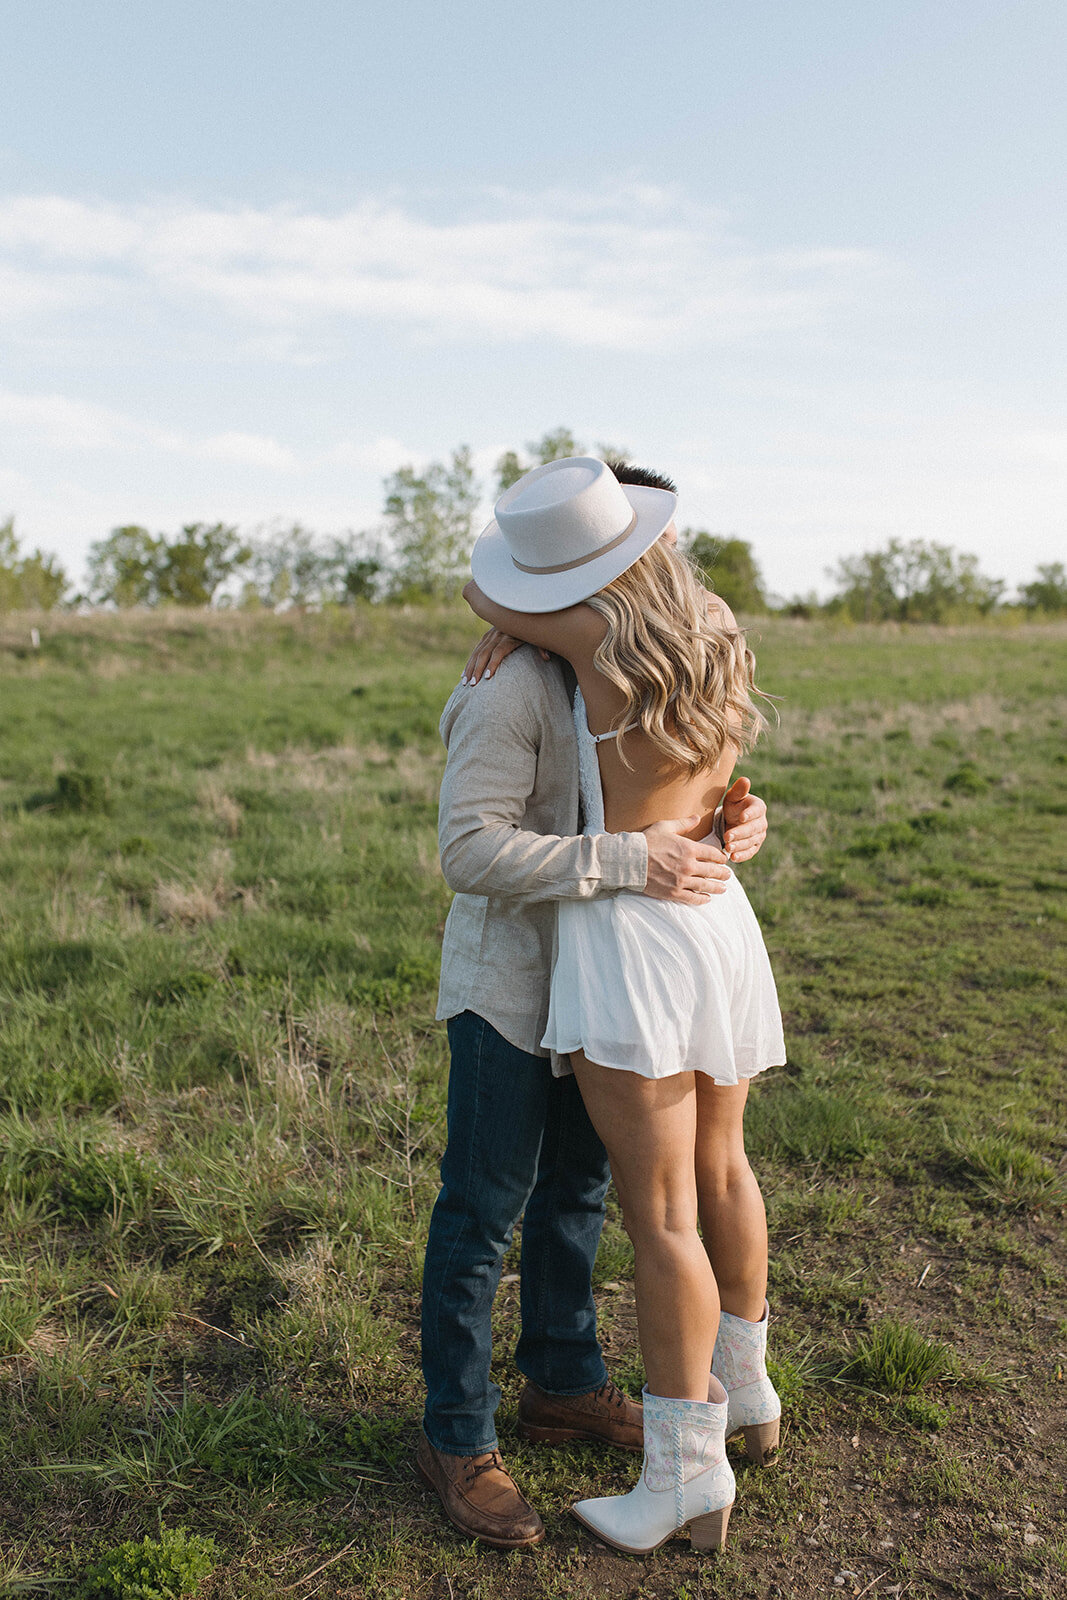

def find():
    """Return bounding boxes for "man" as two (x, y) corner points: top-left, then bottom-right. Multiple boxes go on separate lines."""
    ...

(417, 463), (770, 1548)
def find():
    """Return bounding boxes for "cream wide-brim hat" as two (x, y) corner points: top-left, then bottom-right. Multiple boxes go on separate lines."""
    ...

(470, 456), (677, 613)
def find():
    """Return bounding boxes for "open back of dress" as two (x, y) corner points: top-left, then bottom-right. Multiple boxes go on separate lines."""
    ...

(542, 690), (787, 1084)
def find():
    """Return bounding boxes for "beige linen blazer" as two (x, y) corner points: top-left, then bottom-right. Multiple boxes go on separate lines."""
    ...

(435, 651), (649, 1057)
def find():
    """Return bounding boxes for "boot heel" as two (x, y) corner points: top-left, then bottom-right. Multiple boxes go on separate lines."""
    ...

(742, 1418), (780, 1465)
(689, 1502), (732, 1551)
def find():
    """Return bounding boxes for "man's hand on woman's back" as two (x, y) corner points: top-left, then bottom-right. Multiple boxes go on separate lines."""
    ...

(641, 817), (733, 904)
(642, 780), (768, 902)
(457, 628), (771, 901)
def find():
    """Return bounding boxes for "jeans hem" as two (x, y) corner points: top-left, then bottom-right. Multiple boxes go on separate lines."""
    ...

(421, 1419), (500, 1457)
(517, 1363), (610, 1399)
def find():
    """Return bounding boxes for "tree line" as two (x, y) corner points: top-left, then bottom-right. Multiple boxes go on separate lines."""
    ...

(2, 429), (1065, 620)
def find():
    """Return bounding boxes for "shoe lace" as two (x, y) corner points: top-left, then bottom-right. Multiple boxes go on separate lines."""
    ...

(463, 1449), (505, 1484)
(592, 1378), (626, 1410)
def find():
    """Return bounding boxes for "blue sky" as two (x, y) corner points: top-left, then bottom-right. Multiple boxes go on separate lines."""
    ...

(1, 0), (1063, 599)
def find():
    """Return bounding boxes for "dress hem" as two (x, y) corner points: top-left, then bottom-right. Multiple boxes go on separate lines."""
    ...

(543, 1039), (786, 1085)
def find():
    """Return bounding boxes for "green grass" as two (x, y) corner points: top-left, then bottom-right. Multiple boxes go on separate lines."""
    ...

(950, 1131), (1065, 1211)
(0, 606), (1065, 1598)
(78, 1526), (218, 1599)
(838, 1317), (972, 1395)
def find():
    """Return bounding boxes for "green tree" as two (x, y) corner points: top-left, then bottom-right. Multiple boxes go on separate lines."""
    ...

(1019, 561), (1067, 616)
(340, 556), (384, 602)
(156, 523), (252, 606)
(825, 545), (897, 622)
(827, 539), (1004, 623)
(0, 516), (69, 611)
(494, 427), (583, 493)
(245, 523), (334, 608)
(240, 526), (386, 607)
(0, 517), (23, 611)
(494, 450), (526, 493)
(86, 525), (165, 607)
(684, 531), (767, 613)
(11, 549), (66, 610)
(532, 426), (581, 464)
(332, 531), (385, 603)
(385, 447), (479, 601)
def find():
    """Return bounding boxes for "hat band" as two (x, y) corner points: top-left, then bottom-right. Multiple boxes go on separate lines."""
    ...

(511, 510), (638, 575)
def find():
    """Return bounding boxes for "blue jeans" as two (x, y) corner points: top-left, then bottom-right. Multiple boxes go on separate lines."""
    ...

(421, 1011), (612, 1454)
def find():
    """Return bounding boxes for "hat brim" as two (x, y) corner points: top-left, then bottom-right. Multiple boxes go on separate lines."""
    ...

(469, 483), (678, 613)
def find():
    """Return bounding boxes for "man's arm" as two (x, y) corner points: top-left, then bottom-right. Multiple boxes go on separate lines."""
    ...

(460, 590), (769, 867)
(438, 666), (648, 905)
(438, 666), (737, 907)
(458, 648), (771, 871)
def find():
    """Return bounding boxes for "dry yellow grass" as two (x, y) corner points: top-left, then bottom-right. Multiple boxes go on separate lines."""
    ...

(241, 740), (399, 789)
(196, 776), (244, 837)
(153, 847), (235, 925)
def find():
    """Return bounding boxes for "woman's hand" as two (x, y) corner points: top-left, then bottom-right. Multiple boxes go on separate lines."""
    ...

(720, 776), (768, 862)
(461, 628), (550, 685)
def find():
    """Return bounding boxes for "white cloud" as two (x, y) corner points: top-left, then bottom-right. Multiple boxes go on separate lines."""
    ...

(198, 431), (299, 470)
(0, 188), (887, 353)
(0, 388), (180, 451)
(0, 463), (35, 507)
(0, 389), (294, 469)
(1011, 430), (1067, 465)
(326, 434), (419, 472)
(672, 418), (1067, 599)
(1, 184), (1060, 596)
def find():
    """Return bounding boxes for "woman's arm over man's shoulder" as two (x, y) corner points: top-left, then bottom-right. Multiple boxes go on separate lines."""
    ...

(463, 581), (607, 664)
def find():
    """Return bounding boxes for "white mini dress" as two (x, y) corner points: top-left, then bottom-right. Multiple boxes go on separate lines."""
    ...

(541, 691), (787, 1083)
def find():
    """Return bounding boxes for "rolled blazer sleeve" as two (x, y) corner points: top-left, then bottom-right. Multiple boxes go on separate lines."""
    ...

(438, 670), (648, 904)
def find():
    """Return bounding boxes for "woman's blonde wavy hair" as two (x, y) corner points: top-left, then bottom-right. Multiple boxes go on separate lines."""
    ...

(585, 538), (768, 775)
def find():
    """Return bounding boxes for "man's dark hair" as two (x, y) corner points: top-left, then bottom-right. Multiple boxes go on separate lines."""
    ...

(606, 460), (678, 494)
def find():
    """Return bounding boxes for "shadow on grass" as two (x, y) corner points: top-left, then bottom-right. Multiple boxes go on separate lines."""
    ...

(24, 1378), (407, 1507)
(747, 1084), (881, 1167)
(947, 1132), (1065, 1212)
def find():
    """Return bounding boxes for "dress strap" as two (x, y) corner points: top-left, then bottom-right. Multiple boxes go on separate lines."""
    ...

(589, 721), (639, 744)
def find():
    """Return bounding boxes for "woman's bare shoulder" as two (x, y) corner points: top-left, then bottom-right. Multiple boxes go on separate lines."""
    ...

(705, 590), (739, 631)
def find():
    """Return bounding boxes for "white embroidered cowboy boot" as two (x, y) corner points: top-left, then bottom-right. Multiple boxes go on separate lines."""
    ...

(711, 1299), (781, 1465)
(570, 1379), (735, 1555)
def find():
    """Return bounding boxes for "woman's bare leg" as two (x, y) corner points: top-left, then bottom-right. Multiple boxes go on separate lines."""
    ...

(693, 1077), (768, 1322)
(569, 1052), (717, 1400)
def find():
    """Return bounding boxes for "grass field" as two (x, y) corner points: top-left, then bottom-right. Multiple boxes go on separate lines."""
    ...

(0, 605), (1065, 1600)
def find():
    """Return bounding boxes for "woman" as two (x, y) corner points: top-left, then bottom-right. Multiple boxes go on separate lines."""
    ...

(463, 457), (786, 1555)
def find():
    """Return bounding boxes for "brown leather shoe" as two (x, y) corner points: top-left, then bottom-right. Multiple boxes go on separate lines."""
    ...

(416, 1431), (545, 1549)
(516, 1377), (643, 1451)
